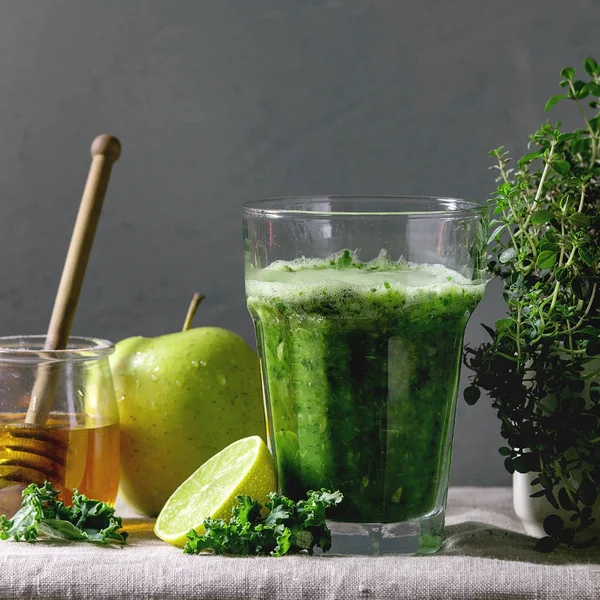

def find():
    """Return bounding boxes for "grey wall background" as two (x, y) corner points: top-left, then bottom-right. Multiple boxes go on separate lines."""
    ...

(0, 0), (597, 486)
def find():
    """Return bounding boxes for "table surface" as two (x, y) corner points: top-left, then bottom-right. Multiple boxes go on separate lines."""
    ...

(1, 487), (599, 600)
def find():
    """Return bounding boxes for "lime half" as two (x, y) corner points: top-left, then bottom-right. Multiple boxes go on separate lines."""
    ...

(154, 435), (277, 547)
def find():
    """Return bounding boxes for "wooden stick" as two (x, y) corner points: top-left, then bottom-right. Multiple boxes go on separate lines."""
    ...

(25, 135), (121, 425)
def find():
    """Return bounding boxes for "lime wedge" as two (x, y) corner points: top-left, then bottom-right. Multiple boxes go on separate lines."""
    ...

(154, 436), (277, 547)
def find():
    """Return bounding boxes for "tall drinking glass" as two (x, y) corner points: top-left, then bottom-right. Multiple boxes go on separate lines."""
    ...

(244, 196), (487, 554)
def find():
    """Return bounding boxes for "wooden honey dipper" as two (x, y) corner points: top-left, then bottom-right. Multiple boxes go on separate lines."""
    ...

(0, 135), (120, 515)
(26, 134), (121, 425)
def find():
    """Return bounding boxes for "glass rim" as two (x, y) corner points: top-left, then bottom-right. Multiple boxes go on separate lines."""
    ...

(243, 195), (486, 218)
(0, 335), (114, 361)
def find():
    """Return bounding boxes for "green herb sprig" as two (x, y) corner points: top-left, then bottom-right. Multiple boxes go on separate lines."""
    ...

(184, 489), (343, 556)
(0, 481), (128, 545)
(464, 58), (600, 551)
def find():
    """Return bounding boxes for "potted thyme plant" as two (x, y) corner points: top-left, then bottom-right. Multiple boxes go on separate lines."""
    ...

(464, 58), (600, 552)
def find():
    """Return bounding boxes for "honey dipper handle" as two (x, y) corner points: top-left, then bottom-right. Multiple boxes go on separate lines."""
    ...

(25, 135), (121, 425)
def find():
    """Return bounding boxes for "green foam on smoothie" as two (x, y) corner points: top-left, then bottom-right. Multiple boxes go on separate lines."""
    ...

(247, 252), (484, 319)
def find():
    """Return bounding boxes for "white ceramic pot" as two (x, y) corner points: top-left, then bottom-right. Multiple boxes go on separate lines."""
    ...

(513, 471), (600, 537)
(513, 358), (600, 537)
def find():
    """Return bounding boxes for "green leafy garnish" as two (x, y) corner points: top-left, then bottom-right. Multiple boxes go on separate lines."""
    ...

(183, 489), (343, 556)
(0, 481), (128, 545)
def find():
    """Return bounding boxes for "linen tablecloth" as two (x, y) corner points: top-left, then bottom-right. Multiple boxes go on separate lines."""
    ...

(1, 487), (599, 599)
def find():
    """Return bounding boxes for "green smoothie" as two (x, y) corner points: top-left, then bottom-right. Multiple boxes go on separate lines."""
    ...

(246, 250), (484, 523)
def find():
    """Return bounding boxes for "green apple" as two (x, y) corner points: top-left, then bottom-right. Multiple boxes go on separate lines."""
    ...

(110, 294), (266, 517)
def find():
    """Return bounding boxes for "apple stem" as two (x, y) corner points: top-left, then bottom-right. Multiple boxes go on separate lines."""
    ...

(182, 293), (205, 331)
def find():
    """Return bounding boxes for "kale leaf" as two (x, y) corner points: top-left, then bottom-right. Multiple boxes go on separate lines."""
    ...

(0, 481), (128, 545)
(184, 489), (343, 556)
